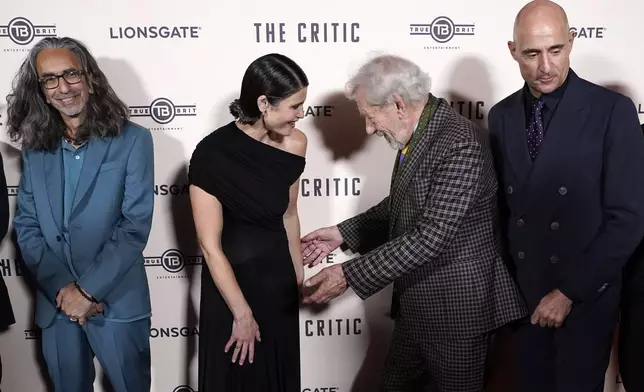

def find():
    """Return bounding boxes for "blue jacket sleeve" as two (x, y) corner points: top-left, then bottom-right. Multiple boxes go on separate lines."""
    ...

(76, 129), (155, 301)
(13, 151), (76, 304)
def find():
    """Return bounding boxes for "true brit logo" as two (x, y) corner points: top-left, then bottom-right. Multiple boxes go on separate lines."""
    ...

(129, 97), (196, 127)
(409, 16), (475, 48)
(144, 249), (202, 275)
(0, 17), (57, 46)
(24, 329), (41, 340)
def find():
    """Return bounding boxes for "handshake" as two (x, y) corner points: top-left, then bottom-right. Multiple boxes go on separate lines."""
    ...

(299, 225), (349, 304)
(56, 281), (104, 325)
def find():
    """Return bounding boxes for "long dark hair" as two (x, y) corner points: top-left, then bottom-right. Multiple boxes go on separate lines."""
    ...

(229, 53), (308, 124)
(5, 37), (129, 152)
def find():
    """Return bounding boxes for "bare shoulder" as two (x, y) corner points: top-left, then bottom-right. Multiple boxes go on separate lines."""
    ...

(284, 128), (307, 157)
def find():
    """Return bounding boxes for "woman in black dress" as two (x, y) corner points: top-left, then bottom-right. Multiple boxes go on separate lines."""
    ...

(188, 53), (308, 391)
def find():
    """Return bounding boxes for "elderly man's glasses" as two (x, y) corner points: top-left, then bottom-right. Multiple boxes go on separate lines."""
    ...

(39, 69), (84, 90)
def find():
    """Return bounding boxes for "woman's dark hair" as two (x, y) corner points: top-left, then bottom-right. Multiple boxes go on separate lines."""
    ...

(6, 36), (129, 152)
(229, 53), (308, 124)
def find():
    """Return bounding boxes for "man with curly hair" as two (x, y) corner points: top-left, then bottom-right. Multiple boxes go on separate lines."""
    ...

(6, 36), (155, 392)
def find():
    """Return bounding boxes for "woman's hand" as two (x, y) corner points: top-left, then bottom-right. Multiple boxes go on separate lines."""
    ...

(225, 311), (261, 365)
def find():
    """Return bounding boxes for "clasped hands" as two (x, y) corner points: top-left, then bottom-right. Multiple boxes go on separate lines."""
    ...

(56, 282), (103, 325)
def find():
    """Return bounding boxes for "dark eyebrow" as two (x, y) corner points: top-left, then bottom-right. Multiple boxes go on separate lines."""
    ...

(521, 48), (541, 56)
(39, 68), (79, 78)
(521, 44), (565, 56)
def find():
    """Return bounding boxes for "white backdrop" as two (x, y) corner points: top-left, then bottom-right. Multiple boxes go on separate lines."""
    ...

(0, 0), (639, 391)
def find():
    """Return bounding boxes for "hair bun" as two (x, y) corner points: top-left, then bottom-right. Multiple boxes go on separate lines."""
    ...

(229, 99), (243, 118)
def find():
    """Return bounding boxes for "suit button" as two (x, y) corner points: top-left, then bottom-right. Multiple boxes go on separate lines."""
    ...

(551, 222), (559, 230)
(507, 186), (514, 194)
(558, 186), (567, 195)
(550, 255), (559, 264)
(517, 219), (525, 227)
(56, 235), (61, 242)
(518, 252), (525, 259)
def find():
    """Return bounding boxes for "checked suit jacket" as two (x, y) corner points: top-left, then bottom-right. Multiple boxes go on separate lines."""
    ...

(338, 97), (527, 343)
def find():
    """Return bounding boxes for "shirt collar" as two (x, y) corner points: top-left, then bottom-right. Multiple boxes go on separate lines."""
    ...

(412, 119), (419, 134)
(61, 136), (87, 150)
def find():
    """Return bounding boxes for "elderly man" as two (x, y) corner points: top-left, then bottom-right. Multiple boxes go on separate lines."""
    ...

(488, 1), (644, 391)
(300, 55), (527, 392)
(6, 37), (154, 392)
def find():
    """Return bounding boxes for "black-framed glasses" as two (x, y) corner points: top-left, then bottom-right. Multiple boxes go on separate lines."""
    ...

(38, 69), (84, 90)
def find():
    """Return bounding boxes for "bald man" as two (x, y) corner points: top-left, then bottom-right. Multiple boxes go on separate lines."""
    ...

(488, 1), (644, 391)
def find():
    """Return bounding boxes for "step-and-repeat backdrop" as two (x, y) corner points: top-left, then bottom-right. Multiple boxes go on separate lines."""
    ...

(0, 0), (639, 391)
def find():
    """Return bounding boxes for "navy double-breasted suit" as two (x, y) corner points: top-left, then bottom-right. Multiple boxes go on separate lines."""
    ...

(489, 69), (644, 392)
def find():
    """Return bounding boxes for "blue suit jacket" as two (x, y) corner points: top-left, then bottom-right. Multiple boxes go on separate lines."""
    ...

(13, 121), (154, 328)
(489, 69), (644, 310)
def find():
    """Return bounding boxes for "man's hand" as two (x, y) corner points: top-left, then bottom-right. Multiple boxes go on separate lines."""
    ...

(55, 282), (75, 309)
(301, 226), (344, 267)
(302, 264), (348, 304)
(57, 282), (94, 321)
(77, 303), (104, 325)
(531, 289), (573, 328)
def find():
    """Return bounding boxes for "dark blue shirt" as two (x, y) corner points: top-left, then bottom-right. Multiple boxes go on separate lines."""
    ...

(61, 139), (87, 271)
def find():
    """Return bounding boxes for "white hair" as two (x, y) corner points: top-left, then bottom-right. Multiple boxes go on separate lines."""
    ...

(345, 54), (432, 106)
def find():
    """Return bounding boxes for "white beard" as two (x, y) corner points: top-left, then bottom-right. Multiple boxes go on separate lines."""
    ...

(377, 131), (405, 150)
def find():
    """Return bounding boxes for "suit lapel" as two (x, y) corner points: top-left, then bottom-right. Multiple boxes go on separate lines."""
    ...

(71, 137), (111, 213)
(43, 149), (64, 234)
(515, 72), (589, 215)
(503, 91), (533, 184)
(389, 102), (444, 232)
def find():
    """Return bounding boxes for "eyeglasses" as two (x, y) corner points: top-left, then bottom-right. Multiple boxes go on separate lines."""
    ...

(38, 69), (84, 90)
